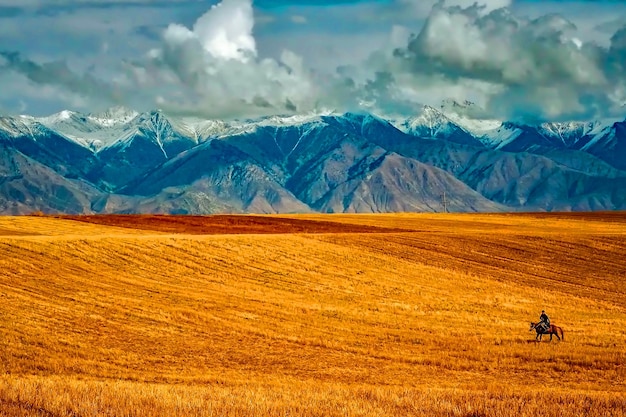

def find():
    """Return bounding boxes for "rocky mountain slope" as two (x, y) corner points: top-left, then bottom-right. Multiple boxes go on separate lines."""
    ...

(0, 105), (624, 214)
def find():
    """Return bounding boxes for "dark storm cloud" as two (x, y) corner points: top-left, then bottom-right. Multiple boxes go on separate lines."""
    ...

(0, 51), (119, 100)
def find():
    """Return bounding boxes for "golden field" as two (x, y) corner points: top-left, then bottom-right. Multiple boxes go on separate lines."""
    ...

(0, 213), (624, 416)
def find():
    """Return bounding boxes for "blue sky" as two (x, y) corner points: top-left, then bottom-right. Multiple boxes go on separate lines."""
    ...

(0, 0), (625, 120)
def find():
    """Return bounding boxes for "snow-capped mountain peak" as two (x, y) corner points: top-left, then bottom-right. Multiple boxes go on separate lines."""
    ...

(391, 105), (459, 139)
(255, 110), (335, 127)
(35, 109), (133, 150)
(53, 110), (75, 121)
(37, 110), (81, 126)
(0, 115), (47, 138)
(88, 106), (139, 127)
(539, 121), (592, 146)
(167, 117), (235, 141)
(3, 106), (624, 166)
(444, 113), (503, 137)
(1, 104), (626, 215)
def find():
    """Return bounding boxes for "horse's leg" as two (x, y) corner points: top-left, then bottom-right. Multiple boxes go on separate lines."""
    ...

(549, 333), (553, 342)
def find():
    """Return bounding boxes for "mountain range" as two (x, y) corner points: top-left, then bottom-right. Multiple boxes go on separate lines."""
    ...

(1, 101), (625, 214)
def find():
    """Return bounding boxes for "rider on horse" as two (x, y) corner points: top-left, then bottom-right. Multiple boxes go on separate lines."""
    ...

(539, 310), (550, 332)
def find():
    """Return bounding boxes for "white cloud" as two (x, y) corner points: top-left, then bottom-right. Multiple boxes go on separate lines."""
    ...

(1, 0), (626, 122)
(397, 0), (511, 18)
(371, 3), (626, 120)
(0, 70), (97, 115)
(191, 0), (256, 61)
(125, 0), (322, 118)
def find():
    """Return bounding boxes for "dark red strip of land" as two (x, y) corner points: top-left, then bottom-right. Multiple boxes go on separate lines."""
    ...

(57, 215), (407, 235)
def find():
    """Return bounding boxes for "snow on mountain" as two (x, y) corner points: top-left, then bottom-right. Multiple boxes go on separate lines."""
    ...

(432, 101), (505, 147)
(88, 106), (140, 127)
(254, 111), (334, 127)
(0, 114), (97, 153)
(541, 121), (589, 141)
(2, 105), (623, 159)
(99, 111), (192, 156)
(432, 100), (518, 149)
(214, 111), (335, 138)
(2, 104), (626, 214)
(40, 110), (75, 124)
(4, 108), (337, 158)
(443, 113), (502, 136)
(35, 108), (140, 150)
(179, 112), (337, 144)
(539, 121), (607, 148)
(387, 106), (484, 148)
(392, 105), (458, 138)
(167, 117), (237, 141)
(437, 99), (623, 152)
(0, 115), (47, 138)
(472, 123), (523, 149)
(35, 107), (201, 153)
(580, 120), (620, 151)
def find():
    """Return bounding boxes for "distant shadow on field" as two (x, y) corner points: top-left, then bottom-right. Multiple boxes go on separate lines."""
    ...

(57, 215), (410, 235)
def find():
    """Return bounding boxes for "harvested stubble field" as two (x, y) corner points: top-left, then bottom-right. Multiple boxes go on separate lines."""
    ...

(0, 212), (625, 416)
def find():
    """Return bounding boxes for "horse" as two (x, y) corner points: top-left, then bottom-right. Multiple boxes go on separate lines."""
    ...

(530, 322), (564, 342)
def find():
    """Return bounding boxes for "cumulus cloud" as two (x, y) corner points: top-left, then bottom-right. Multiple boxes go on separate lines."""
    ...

(187, 0), (256, 61)
(373, 3), (626, 120)
(1, 0), (626, 121)
(123, 0), (326, 118)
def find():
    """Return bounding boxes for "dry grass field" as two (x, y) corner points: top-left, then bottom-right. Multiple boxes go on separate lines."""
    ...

(0, 212), (625, 416)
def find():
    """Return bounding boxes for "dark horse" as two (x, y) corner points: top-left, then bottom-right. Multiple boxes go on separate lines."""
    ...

(530, 322), (564, 342)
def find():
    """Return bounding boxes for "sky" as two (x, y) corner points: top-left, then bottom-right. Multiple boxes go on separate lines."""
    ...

(0, 0), (625, 121)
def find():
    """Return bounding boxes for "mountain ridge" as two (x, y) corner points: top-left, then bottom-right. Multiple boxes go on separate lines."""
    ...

(1, 106), (625, 214)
